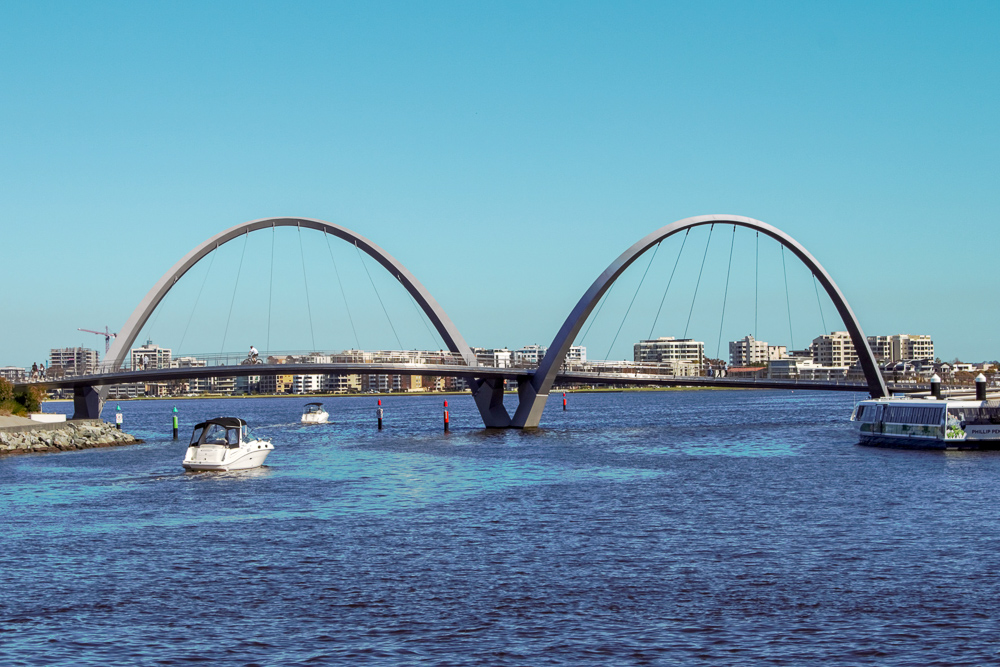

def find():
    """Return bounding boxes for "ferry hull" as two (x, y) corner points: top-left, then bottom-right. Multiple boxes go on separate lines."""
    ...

(858, 435), (1000, 450)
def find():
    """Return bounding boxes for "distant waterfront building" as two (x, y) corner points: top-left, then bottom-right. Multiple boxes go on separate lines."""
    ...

(0, 366), (27, 383)
(514, 345), (547, 366)
(130, 340), (172, 370)
(473, 348), (512, 369)
(49, 347), (99, 377)
(292, 374), (324, 394)
(729, 335), (788, 367)
(811, 331), (858, 368)
(325, 374), (362, 394)
(634, 337), (705, 366)
(566, 345), (587, 364)
(867, 334), (934, 363)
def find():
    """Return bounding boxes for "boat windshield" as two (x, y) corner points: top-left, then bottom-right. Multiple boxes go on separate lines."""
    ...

(203, 423), (240, 446)
(304, 404), (323, 413)
(189, 427), (203, 445)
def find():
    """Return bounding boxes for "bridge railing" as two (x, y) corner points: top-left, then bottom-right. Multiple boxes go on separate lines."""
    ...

(63, 349), (471, 378)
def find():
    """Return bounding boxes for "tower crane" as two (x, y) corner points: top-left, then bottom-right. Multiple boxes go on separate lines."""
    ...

(78, 326), (117, 354)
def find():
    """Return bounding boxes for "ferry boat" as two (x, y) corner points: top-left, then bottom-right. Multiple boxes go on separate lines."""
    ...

(182, 417), (274, 471)
(852, 397), (1000, 449)
(301, 402), (329, 424)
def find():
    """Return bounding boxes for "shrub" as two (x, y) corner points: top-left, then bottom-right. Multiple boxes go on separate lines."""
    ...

(0, 377), (12, 403)
(13, 386), (43, 413)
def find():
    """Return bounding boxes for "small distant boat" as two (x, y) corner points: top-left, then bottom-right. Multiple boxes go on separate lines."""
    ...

(182, 417), (273, 471)
(301, 402), (329, 424)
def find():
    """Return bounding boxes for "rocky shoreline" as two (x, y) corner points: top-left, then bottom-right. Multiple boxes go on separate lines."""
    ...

(0, 420), (142, 456)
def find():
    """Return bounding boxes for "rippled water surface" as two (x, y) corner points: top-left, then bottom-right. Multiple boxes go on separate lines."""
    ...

(3, 390), (1000, 665)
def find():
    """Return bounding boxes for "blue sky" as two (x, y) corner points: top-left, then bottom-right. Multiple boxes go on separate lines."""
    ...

(1, 1), (998, 366)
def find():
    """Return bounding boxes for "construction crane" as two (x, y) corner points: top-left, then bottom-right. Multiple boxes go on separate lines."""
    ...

(78, 326), (117, 354)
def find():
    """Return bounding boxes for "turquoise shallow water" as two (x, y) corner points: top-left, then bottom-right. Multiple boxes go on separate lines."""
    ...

(2, 390), (999, 665)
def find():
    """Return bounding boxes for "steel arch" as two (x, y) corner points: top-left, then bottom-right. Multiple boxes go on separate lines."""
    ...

(75, 217), (512, 425)
(511, 214), (888, 428)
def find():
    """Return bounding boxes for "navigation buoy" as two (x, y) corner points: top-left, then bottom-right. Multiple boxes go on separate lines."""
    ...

(563, 392), (567, 411)
(115, 404), (122, 430)
(172, 406), (179, 440)
(377, 399), (383, 430)
(444, 400), (450, 432)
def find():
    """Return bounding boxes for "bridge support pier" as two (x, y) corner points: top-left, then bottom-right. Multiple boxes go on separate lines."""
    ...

(469, 377), (512, 428)
(72, 385), (104, 420)
(511, 380), (546, 429)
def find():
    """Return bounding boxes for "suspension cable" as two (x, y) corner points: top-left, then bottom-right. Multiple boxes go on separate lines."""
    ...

(683, 224), (714, 339)
(266, 224), (275, 357)
(356, 242), (403, 349)
(812, 274), (828, 333)
(605, 241), (661, 361)
(178, 244), (218, 354)
(715, 225), (736, 360)
(648, 229), (690, 339)
(781, 245), (794, 350)
(324, 233), (360, 350)
(297, 224), (317, 351)
(754, 232), (759, 340)
(579, 282), (616, 345)
(220, 232), (249, 354)
(405, 282), (440, 349)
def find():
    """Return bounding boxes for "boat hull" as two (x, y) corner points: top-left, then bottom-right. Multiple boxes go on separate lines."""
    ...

(859, 434), (1000, 450)
(182, 441), (273, 471)
(301, 412), (329, 424)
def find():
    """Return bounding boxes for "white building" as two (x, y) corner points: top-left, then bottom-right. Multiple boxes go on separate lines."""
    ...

(768, 358), (849, 381)
(566, 345), (587, 364)
(514, 345), (547, 366)
(811, 332), (858, 368)
(867, 334), (934, 363)
(292, 374), (324, 394)
(131, 340), (172, 370)
(473, 348), (512, 369)
(729, 335), (788, 367)
(634, 337), (704, 366)
(49, 347), (99, 376)
(0, 366), (27, 383)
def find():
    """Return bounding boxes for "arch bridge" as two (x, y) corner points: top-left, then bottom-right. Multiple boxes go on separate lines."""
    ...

(39, 214), (886, 428)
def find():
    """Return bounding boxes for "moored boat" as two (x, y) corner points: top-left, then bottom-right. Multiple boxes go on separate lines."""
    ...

(301, 402), (329, 424)
(182, 417), (274, 471)
(852, 397), (1000, 450)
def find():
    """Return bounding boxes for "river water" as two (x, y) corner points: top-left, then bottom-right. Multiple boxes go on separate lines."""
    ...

(2, 390), (999, 665)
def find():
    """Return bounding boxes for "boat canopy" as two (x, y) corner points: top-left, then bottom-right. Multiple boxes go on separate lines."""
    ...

(189, 417), (248, 446)
(303, 403), (325, 412)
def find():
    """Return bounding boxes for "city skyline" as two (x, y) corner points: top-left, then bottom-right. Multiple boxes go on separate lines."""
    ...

(2, 3), (998, 365)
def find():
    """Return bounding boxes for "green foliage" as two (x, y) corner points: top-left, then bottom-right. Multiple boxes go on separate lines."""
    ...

(14, 386), (44, 413)
(0, 377), (12, 403)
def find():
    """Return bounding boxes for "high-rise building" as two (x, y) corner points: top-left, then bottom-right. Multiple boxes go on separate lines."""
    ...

(811, 331), (858, 367)
(867, 334), (934, 363)
(49, 347), (99, 376)
(730, 335), (787, 367)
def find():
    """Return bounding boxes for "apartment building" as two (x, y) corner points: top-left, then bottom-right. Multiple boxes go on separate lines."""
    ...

(49, 347), (99, 376)
(811, 331), (858, 368)
(131, 340), (172, 370)
(729, 335), (788, 367)
(867, 334), (934, 363)
(634, 337), (705, 366)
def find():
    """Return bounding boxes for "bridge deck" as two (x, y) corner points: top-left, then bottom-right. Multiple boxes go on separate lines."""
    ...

(17, 362), (920, 394)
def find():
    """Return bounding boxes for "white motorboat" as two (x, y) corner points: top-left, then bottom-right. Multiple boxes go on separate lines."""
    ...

(301, 402), (329, 424)
(182, 417), (273, 471)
